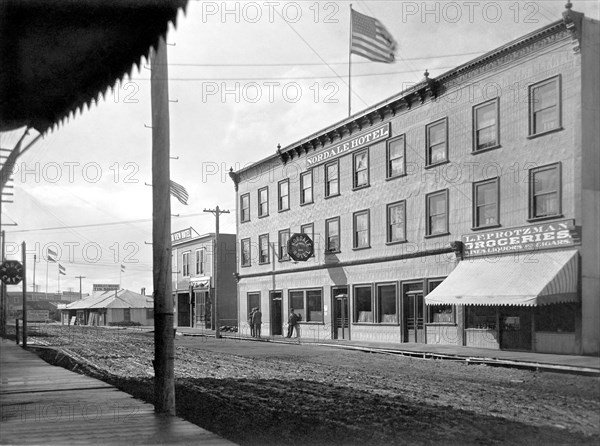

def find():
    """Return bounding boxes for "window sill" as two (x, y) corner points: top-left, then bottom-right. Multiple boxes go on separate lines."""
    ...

(426, 322), (457, 327)
(278, 258), (290, 263)
(470, 224), (501, 231)
(352, 184), (370, 191)
(386, 173), (407, 181)
(240, 220), (250, 224)
(527, 214), (564, 223)
(325, 193), (340, 200)
(258, 214), (269, 219)
(258, 261), (270, 265)
(471, 144), (501, 155)
(386, 240), (408, 246)
(278, 208), (290, 214)
(325, 250), (341, 255)
(352, 246), (371, 251)
(240, 264), (251, 268)
(527, 127), (563, 140)
(425, 159), (449, 169)
(300, 201), (314, 207)
(298, 321), (325, 325)
(424, 232), (450, 239)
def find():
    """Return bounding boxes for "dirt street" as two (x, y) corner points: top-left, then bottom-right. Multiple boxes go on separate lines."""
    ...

(22, 325), (600, 445)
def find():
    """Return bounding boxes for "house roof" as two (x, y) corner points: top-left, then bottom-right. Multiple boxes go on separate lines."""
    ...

(65, 289), (153, 310)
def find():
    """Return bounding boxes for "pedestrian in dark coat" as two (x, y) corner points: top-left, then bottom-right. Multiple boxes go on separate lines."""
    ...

(248, 308), (256, 337)
(286, 308), (301, 338)
(252, 308), (263, 338)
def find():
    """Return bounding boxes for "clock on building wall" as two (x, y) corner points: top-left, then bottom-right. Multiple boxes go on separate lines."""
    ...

(0, 260), (24, 285)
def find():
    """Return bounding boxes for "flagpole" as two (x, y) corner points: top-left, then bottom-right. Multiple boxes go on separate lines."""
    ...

(45, 258), (48, 298)
(57, 266), (60, 294)
(348, 4), (353, 117)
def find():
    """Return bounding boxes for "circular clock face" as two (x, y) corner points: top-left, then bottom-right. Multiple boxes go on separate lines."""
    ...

(0, 260), (24, 285)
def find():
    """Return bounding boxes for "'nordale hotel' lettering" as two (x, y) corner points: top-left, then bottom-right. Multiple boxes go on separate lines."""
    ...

(305, 123), (390, 167)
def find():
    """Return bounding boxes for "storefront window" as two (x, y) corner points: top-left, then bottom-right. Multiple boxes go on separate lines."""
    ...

(466, 306), (496, 329)
(288, 289), (323, 322)
(354, 286), (373, 322)
(535, 304), (575, 332)
(377, 284), (397, 323)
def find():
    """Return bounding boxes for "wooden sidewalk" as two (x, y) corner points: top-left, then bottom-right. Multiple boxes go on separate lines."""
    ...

(0, 339), (235, 445)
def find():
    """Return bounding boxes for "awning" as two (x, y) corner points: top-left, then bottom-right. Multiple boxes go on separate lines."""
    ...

(425, 250), (579, 306)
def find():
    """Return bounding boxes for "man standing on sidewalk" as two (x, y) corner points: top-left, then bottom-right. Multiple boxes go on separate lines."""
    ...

(252, 307), (262, 338)
(286, 308), (301, 338)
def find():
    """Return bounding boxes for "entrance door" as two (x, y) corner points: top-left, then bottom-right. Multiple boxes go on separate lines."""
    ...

(500, 309), (532, 350)
(332, 287), (350, 340)
(196, 291), (211, 328)
(403, 292), (424, 343)
(270, 291), (283, 336)
(177, 293), (190, 327)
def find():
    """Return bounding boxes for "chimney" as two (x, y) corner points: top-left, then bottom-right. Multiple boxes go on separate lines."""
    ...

(141, 287), (146, 296)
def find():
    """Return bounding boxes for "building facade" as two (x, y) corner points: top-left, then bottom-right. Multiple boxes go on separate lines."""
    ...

(171, 228), (237, 329)
(230, 10), (599, 355)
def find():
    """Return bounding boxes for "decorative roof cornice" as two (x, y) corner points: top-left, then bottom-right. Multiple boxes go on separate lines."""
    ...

(235, 12), (580, 176)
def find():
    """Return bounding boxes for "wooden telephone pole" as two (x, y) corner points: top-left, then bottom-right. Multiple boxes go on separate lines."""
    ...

(151, 36), (175, 415)
(203, 206), (229, 339)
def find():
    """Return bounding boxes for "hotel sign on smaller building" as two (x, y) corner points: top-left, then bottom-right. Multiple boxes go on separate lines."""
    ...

(171, 227), (193, 242)
(93, 284), (119, 292)
(305, 122), (390, 167)
(462, 219), (579, 257)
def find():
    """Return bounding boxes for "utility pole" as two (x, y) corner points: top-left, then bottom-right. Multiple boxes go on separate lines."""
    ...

(75, 276), (85, 300)
(151, 36), (175, 416)
(204, 206), (230, 339)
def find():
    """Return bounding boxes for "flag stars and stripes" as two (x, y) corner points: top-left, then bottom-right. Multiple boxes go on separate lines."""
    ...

(58, 264), (66, 276)
(351, 10), (397, 63)
(169, 180), (189, 205)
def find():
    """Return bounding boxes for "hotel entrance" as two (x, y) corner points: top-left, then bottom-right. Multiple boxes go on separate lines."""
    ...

(332, 286), (350, 340)
(403, 282), (425, 343)
(270, 291), (283, 336)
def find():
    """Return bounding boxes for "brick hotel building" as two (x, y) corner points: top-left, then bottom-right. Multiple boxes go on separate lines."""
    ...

(229, 9), (599, 355)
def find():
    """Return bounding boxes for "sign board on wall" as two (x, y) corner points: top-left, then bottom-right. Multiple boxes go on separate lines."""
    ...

(305, 122), (390, 167)
(93, 284), (119, 292)
(462, 219), (579, 257)
(287, 233), (314, 262)
(171, 227), (193, 242)
(27, 310), (49, 321)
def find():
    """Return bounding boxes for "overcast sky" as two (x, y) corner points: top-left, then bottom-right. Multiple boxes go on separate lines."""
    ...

(1, 0), (598, 295)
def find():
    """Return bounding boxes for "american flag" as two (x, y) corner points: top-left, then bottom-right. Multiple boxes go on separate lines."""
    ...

(351, 10), (397, 63)
(121, 264), (126, 272)
(58, 264), (66, 276)
(169, 180), (189, 205)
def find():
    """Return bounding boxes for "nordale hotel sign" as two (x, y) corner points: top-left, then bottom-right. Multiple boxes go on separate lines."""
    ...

(305, 123), (390, 167)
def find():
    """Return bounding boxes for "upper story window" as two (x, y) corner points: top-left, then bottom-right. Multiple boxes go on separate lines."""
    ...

(259, 234), (270, 264)
(278, 229), (290, 261)
(387, 135), (405, 178)
(529, 76), (561, 136)
(195, 248), (205, 275)
(301, 223), (314, 258)
(387, 201), (406, 243)
(353, 210), (370, 249)
(529, 163), (561, 220)
(182, 251), (190, 277)
(278, 179), (289, 211)
(473, 178), (499, 228)
(325, 217), (340, 253)
(353, 149), (369, 189)
(473, 98), (499, 151)
(300, 171), (313, 205)
(426, 118), (448, 166)
(325, 160), (339, 198)
(240, 193), (250, 222)
(426, 190), (449, 237)
(241, 238), (251, 267)
(258, 187), (269, 217)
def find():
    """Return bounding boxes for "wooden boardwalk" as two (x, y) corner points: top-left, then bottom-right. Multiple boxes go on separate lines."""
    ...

(0, 340), (235, 445)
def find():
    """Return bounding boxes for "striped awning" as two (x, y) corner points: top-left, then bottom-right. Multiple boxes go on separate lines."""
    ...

(425, 250), (579, 306)
(190, 277), (211, 290)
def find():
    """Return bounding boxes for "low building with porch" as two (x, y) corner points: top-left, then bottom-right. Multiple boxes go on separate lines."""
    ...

(61, 289), (153, 326)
